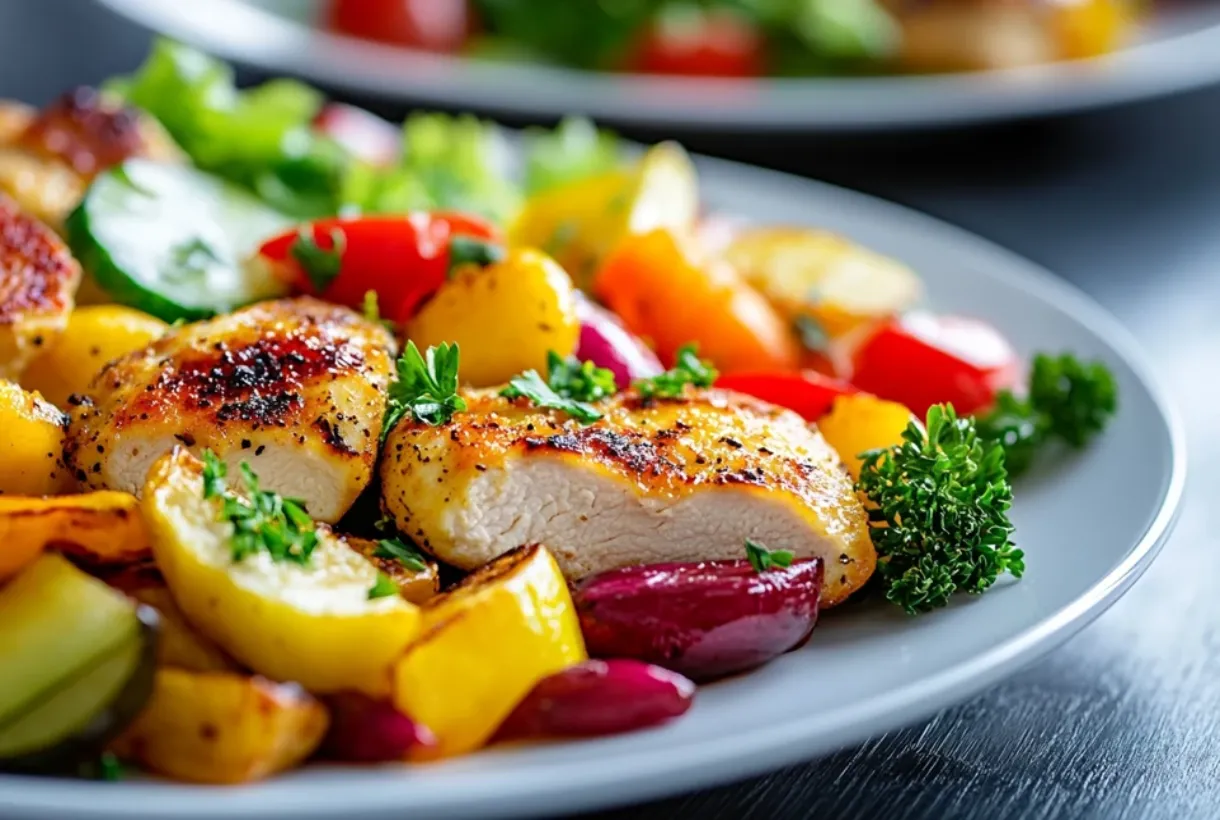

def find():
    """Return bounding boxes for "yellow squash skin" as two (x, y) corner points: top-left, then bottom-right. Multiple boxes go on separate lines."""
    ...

(110, 669), (328, 784)
(21, 305), (168, 408)
(406, 248), (580, 388)
(142, 449), (421, 696)
(816, 394), (915, 480)
(0, 379), (71, 496)
(0, 491), (150, 576)
(393, 544), (586, 759)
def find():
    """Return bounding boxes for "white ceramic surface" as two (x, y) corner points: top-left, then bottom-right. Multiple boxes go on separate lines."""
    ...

(0, 154), (1185, 819)
(99, 0), (1220, 129)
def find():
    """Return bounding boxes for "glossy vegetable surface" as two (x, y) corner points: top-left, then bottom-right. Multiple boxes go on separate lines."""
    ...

(0, 380), (71, 497)
(574, 293), (662, 387)
(816, 394), (914, 479)
(496, 659), (695, 740)
(0, 554), (158, 773)
(321, 693), (437, 762)
(0, 492), (150, 577)
(717, 370), (855, 422)
(574, 557), (824, 681)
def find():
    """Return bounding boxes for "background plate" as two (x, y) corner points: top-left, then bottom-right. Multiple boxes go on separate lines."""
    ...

(98, 0), (1220, 130)
(0, 154), (1185, 819)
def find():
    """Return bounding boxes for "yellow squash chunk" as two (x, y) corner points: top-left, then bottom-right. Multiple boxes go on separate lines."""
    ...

(21, 306), (168, 408)
(725, 228), (922, 338)
(142, 449), (421, 696)
(509, 142), (698, 287)
(393, 544), (586, 759)
(343, 535), (439, 605)
(407, 248), (580, 388)
(0, 380), (71, 496)
(817, 394), (914, 480)
(0, 491), (150, 577)
(111, 669), (328, 784)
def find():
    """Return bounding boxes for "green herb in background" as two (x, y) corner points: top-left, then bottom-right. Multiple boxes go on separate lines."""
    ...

(745, 538), (795, 573)
(200, 450), (319, 565)
(634, 343), (718, 399)
(976, 353), (1118, 477)
(857, 404), (1024, 615)
(384, 341), (468, 438)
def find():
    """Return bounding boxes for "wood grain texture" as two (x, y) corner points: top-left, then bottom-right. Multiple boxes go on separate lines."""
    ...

(3, 3), (1217, 817)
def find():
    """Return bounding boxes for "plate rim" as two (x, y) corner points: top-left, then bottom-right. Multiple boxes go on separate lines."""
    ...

(97, 0), (1220, 129)
(0, 154), (1188, 819)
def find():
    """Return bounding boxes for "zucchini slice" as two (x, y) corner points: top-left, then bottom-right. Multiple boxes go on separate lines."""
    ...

(66, 160), (292, 323)
(0, 554), (159, 774)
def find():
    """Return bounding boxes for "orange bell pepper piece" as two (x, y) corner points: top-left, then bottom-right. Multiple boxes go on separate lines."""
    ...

(593, 228), (799, 374)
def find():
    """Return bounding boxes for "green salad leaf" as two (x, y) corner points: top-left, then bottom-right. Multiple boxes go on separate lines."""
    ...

(523, 116), (623, 194)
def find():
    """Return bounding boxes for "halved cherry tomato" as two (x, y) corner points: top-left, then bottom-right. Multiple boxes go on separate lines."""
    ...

(628, 8), (765, 78)
(254, 212), (501, 324)
(313, 103), (400, 167)
(850, 312), (1020, 417)
(326, 0), (474, 52)
(717, 371), (857, 422)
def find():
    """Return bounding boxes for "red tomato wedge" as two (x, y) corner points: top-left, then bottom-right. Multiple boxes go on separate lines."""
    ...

(628, 8), (765, 78)
(850, 313), (1020, 416)
(717, 371), (857, 422)
(254, 212), (501, 324)
(326, 0), (474, 52)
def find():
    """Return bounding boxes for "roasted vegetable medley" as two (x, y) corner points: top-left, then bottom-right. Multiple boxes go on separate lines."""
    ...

(0, 41), (1116, 783)
(326, 0), (1142, 77)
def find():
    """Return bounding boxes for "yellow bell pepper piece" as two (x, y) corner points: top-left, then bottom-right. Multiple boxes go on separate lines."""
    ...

(393, 544), (587, 759)
(817, 394), (914, 480)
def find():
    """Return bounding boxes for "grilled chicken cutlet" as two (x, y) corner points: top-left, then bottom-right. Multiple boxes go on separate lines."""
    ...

(0, 195), (80, 378)
(381, 389), (875, 607)
(66, 298), (393, 523)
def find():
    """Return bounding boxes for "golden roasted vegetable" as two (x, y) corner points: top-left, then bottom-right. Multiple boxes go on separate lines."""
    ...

(725, 228), (922, 339)
(406, 248), (580, 388)
(0, 380), (70, 496)
(21, 306), (168, 408)
(0, 148), (84, 232)
(816, 394), (914, 480)
(130, 585), (237, 673)
(0, 492), (150, 576)
(393, 544), (587, 759)
(510, 142), (698, 287)
(142, 449), (421, 696)
(343, 536), (439, 605)
(111, 669), (328, 784)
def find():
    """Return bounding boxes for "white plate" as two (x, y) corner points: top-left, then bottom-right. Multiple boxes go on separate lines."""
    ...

(0, 155), (1185, 819)
(98, 0), (1220, 130)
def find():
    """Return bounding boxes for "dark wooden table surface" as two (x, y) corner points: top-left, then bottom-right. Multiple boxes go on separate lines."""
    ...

(3, 3), (1213, 818)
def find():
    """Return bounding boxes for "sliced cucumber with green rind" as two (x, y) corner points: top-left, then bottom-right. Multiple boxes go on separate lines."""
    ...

(66, 160), (294, 322)
(0, 555), (160, 774)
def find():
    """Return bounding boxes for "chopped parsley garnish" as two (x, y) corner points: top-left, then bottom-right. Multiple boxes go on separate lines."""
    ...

(200, 450), (319, 565)
(976, 353), (1117, 477)
(367, 572), (399, 600)
(745, 538), (795, 573)
(857, 404), (1024, 615)
(500, 351), (613, 423)
(446, 235), (505, 278)
(634, 343), (718, 399)
(373, 537), (429, 573)
(290, 226), (346, 291)
(383, 341), (468, 440)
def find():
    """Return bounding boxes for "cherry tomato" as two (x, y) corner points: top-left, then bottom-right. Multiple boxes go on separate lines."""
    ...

(326, 0), (474, 52)
(717, 371), (857, 422)
(850, 313), (1020, 417)
(629, 8), (765, 78)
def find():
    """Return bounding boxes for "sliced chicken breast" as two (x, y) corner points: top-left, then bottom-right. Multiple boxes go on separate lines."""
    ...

(66, 297), (392, 523)
(0, 196), (80, 378)
(380, 388), (875, 607)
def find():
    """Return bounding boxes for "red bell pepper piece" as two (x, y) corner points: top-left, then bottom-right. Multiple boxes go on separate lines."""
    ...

(313, 103), (401, 167)
(627, 8), (765, 78)
(717, 370), (856, 422)
(255, 212), (501, 324)
(850, 312), (1020, 417)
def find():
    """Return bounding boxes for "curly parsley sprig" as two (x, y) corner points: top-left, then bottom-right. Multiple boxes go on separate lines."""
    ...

(382, 341), (468, 440)
(976, 353), (1117, 477)
(200, 450), (319, 565)
(857, 404), (1024, 615)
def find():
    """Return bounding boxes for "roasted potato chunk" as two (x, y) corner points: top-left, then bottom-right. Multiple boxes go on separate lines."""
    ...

(0, 380), (70, 495)
(111, 669), (328, 784)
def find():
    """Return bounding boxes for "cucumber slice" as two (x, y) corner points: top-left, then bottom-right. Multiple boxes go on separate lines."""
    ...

(0, 554), (159, 774)
(66, 160), (293, 322)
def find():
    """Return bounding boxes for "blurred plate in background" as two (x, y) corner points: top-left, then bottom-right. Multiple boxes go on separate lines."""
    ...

(99, 0), (1220, 131)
